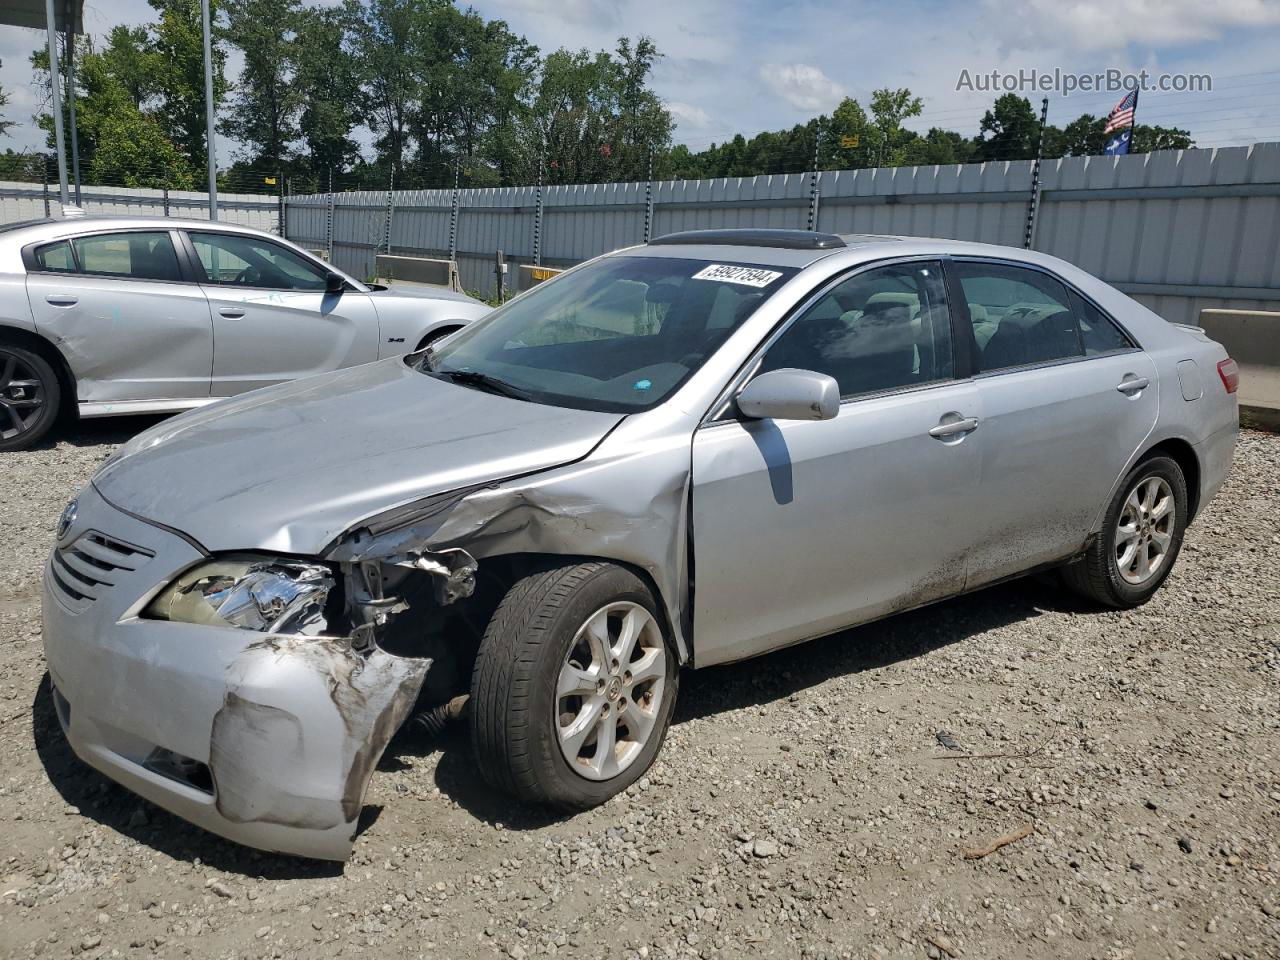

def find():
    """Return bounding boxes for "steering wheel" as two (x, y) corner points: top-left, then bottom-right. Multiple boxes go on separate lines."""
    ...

(234, 265), (262, 286)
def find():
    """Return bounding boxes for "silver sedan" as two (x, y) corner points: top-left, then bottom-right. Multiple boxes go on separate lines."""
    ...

(0, 215), (489, 449)
(42, 229), (1238, 859)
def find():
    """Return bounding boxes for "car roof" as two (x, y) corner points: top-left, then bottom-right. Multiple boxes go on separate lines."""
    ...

(0, 214), (274, 245)
(620, 231), (1072, 273)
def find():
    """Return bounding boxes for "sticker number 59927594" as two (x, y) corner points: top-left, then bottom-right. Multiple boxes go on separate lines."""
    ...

(690, 264), (784, 288)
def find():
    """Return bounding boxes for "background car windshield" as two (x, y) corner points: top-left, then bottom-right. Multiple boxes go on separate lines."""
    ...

(425, 256), (795, 412)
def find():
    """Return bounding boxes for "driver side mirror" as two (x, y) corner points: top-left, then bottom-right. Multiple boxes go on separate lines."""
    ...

(325, 272), (345, 294)
(736, 368), (840, 422)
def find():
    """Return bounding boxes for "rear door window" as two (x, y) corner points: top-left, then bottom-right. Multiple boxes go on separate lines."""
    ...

(33, 240), (75, 272)
(70, 231), (183, 282)
(1069, 290), (1134, 355)
(954, 262), (1083, 372)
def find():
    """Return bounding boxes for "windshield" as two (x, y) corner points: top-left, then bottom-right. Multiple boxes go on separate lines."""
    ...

(419, 255), (796, 412)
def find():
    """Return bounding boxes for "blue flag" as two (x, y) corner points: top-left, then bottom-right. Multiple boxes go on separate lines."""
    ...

(1105, 128), (1132, 156)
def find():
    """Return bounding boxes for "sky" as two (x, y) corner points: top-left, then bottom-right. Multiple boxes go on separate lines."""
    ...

(2, 0), (1279, 162)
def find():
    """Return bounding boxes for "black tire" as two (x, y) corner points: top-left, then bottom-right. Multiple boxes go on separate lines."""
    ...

(469, 560), (679, 810)
(0, 343), (61, 452)
(1062, 455), (1188, 608)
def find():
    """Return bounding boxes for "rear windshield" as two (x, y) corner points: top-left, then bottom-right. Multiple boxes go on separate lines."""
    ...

(419, 256), (796, 412)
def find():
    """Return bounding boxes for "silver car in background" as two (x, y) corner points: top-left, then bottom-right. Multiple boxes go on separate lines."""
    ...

(42, 229), (1238, 860)
(0, 215), (489, 449)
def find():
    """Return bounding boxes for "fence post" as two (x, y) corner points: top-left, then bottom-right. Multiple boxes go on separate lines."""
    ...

(325, 166), (335, 261)
(807, 123), (823, 231)
(162, 181), (170, 217)
(275, 169), (283, 236)
(41, 156), (50, 217)
(448, 156), (460, 263)
(381, 167), (395, 256)
(643, 147), (655, 243)
(1024, 97), (1049, 250)
(495, 248), (506, 302)
(532, 147), (544, 266)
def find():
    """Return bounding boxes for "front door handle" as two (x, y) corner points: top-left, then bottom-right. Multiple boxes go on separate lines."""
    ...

(45, 294), (78, 307)
(929, 415), (980, 438)
(1116, 375), (1150, 394)
(218, 307), (246, 319)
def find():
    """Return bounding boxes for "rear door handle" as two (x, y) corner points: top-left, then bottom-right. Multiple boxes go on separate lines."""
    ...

(1116, 375), (1150, 394)
(218, 307), (246, 319)
(929, 416), (980, 438)
(45, 294), (78, 307)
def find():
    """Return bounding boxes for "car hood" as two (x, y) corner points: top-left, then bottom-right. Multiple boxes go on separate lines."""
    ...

(93, 359), (623, 555)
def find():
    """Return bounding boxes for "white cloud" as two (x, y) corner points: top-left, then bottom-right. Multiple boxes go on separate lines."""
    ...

(986, 0), (1280, 51)
(759, 63), (846, 112)
(666, 101), (711, 130)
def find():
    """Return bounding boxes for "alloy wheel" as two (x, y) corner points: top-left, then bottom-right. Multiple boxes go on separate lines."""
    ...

(1115, 475), (1176, 585)
(555, 601), (668, 781)
(0, 349), (47, 442)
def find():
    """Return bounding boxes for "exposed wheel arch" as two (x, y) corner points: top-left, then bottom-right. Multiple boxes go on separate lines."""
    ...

(0, 325), (78, 423)
(1139, 438), (1201, 521)
(414, 324), (464, 352)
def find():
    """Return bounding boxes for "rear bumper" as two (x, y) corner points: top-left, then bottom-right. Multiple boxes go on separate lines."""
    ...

(41, 485), (429, 861)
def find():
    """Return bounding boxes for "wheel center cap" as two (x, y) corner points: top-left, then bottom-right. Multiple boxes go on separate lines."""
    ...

(606, 677), (622, 701)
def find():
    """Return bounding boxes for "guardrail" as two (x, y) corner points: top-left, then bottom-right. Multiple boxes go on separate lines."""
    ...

(1199, 308), (1280, 429)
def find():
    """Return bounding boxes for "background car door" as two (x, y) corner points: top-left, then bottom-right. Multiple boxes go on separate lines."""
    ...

(691, 261), (983, 667)
(184, 231), (380, 396)
(952, 260), (1159, 588)
(24, 230), (212, 403)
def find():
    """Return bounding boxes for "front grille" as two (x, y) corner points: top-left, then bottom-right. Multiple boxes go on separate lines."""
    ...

(50, 530), (154, 612)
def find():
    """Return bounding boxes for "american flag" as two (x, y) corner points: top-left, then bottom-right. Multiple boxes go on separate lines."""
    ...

(1104, 90), (1139, 134)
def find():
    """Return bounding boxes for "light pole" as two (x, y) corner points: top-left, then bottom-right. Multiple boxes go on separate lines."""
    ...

(201, 0), (218, 220)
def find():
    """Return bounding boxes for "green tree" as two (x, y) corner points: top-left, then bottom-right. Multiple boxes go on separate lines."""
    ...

(149, 0), (228, 172)
(0, 61), (16, 139)
(294, 6), (362, 177)
(976, 93), (1040, 162)
(100, 26), (159, 108)
(868, 87), (923, 165)
(222, 0), (301, 169)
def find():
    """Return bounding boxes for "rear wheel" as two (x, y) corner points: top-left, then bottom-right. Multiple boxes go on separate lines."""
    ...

(1062, 455), (1188, 608)
(469, 561), (678, 810)
(0, 344), (60, 452)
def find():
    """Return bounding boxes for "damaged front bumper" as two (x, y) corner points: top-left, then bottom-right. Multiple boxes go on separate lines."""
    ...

(41, 486), (430, 861)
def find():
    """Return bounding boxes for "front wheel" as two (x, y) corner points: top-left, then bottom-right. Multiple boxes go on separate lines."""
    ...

(1062, 455), (1188, 608)
(469, 561), (678, 810)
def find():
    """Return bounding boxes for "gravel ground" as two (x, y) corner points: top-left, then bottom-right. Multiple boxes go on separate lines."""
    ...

(1, 420), (1277, 960)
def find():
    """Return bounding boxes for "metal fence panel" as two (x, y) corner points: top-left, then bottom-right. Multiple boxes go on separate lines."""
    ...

(0, 180), (279, 231)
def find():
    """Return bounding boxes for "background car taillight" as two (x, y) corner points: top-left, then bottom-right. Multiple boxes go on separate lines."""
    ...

(1217, 358), (1240, 394)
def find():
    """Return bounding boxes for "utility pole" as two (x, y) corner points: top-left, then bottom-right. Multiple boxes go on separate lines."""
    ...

(43, 0), (69, 208)
(64, 5), (80, 205)
(1023, 97), (1049, 250)
(200, 0), (218, 219)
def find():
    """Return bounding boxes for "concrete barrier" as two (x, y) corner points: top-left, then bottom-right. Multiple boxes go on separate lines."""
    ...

(1199, 308), (1280, 429)
(516, 263), (564, 292)
(375, 254), (461, 291)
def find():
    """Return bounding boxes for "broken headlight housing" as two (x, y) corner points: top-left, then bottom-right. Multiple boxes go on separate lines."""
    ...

(145, 555), (336, 635)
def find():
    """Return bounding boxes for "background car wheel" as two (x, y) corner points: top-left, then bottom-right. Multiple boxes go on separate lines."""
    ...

(1062, 455), (1188, 608)
(0, 344), (60, 452)
(469, 560), (678, 810)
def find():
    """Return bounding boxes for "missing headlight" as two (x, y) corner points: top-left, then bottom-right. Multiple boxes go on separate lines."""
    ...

(146, 555), (336, 635)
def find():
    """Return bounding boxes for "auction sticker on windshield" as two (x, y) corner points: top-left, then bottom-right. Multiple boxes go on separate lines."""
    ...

(691, 264), (784, 288)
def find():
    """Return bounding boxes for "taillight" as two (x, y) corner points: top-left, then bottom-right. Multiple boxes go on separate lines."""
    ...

(1217, 358), (1239, 394)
